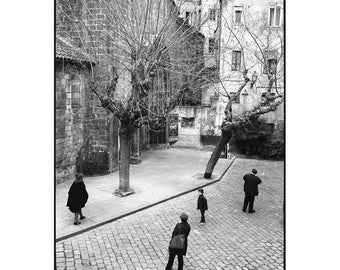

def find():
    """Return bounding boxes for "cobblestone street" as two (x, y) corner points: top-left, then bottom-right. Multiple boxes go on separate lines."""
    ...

(56, 158), (284, 270)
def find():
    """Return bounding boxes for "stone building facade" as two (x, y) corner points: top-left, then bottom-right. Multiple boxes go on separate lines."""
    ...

(56, 36), (119, 184)
(56, 0), (206, 182)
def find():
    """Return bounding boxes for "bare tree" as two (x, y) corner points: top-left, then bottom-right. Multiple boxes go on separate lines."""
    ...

(203, 4), (284, 178)
(56, 0), (213, 195)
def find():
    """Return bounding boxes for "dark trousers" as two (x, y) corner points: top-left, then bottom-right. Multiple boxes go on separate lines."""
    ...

(243, 194), (255, 212)
(165, 251), (183, 270)
(200, 209), (205, 223)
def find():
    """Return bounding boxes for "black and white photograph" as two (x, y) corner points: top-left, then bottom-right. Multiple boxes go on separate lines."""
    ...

(5, 0), (340, 269)
(55, 0), (284, 269)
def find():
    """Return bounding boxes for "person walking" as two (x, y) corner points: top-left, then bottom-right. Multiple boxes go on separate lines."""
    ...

(66, 173), (88, 225)
(197, 188), (208, 224)
(165, 213), (191, 270)
(242, 168), (262, 213)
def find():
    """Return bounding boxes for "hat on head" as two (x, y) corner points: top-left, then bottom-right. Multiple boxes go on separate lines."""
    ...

(180, 213), (188, 221)
(252, 169), (257, 174)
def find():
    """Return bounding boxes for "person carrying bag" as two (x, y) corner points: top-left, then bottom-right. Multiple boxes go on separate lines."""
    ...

(165, 213), (191, 270)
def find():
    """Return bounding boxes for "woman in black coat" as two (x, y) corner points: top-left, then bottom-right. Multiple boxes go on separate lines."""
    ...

(66, 173), (88, 225)
(165, 213), (191, 270)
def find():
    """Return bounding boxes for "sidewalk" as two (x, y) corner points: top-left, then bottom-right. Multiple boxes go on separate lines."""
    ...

(56, 148), (235, 241)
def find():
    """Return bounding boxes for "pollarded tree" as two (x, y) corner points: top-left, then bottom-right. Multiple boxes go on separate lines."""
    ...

(203, 2), (284, 178)
(56, 0), (212, 195)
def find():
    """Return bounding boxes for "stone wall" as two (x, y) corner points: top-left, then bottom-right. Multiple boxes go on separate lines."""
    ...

(56, 60), (88, 183)
(56, 0), (208, 175)
(83, 91), (119, 176)
(56, 59), (119, 183)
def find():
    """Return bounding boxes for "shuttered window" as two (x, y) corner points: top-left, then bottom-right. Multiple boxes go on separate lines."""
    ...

(209, 38), (215, 53)
(231, 51), (241, 71)
(275, 6), (281, 26)
(269, 5), (282, 27)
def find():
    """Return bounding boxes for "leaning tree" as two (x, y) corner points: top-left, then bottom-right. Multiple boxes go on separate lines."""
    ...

(203, 5), (284, 178)
(56, 0), (213, 195)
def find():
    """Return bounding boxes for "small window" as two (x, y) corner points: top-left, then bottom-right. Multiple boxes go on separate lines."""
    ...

(208, 38), (215, 53)
(269, 8), (275, 26)
(235, 11), (242, 24)
(269, 5), (282, 27)
(209, 9), (216, 21)
(231, 51), (242, 71)
(185, 11), (190, 21)
(181, 117), (195, 128)
(234, 6), (243, 24)
(275, 6), (281, 26)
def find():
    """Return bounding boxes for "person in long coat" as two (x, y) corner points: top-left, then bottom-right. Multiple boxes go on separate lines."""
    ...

(66, 173), (88, 225)
(242, 168), (262, 213)
(165, 213), (191, 270)
(197, 188), (208, 224)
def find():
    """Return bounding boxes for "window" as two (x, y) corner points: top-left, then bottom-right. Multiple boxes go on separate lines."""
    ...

(275, 6), (281, 26)
(269, 5), (282, 27)
(208, 38), (215, 53)
(181, 117), (195, 128)
(234, 6), (243, 24)
(269, 8), (274, 26)
(209, 9), (216, 21)
(185, 11), (190, 21)
(263, 49), (278, 74)
(231, 51), (242, 71)
(235, 11), (242, 24)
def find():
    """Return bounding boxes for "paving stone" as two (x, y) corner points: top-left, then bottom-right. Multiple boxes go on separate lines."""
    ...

(56, 158), (283, 269)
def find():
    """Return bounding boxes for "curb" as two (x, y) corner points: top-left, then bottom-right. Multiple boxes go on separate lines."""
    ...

(56, 156), (236, 242)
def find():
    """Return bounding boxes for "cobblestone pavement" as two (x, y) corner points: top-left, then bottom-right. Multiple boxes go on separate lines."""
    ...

(57, 148), (231, 239)
(56, 158), (284, 270)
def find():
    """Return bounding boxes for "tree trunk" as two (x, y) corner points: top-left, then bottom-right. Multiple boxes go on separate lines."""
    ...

(119, 132), (130, 192)
(116, 122), (134, 196)
(131, 128), (141, 164)
(165, 115), (170, 148)
(204, 129), (233, 179)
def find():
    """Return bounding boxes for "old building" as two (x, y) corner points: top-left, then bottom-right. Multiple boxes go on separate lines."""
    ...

(56, 0), (207, 182)
(56, 36), (119, 183)
(217, 0), (284, 133)
(170, 0), (284, 150)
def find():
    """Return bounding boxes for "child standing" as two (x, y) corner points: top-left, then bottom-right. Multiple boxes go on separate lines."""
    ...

(66, 173), (88, 225)
(197, 188), (208, 224)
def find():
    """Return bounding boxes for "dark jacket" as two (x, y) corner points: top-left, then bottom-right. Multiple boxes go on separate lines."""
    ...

(243, 173), (262, 196)
(66, 181), (88, 213)
(169, 222), (191, 256)
(197, 195), (208, 211)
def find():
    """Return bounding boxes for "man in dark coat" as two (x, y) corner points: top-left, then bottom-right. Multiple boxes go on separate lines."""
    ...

(67, 173), (88, 225)
(165, 213), (191, 270)
(197, 188), (208, 224)
(242, 168), (262, 213)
